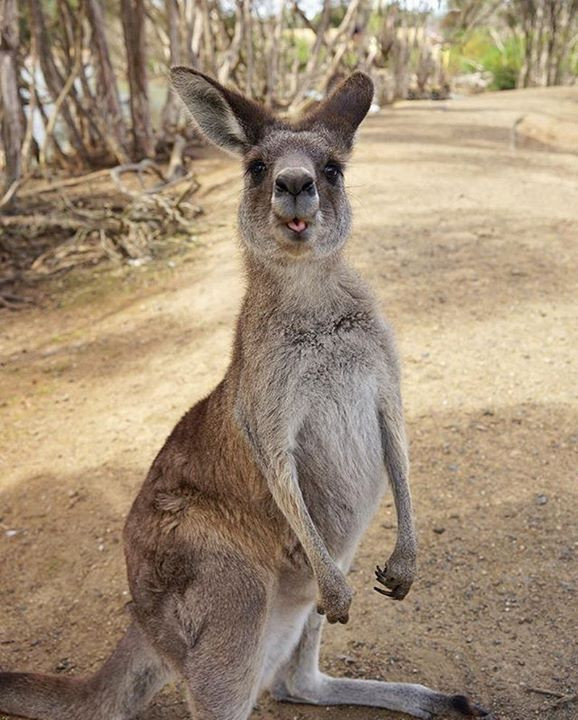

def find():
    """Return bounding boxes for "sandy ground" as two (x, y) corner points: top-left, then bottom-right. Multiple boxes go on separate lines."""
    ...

(1, 87), (577, 720)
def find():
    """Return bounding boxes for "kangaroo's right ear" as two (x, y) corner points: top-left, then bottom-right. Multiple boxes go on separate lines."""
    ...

(296, 71), (374, 152)
(170, 67), (274, 155)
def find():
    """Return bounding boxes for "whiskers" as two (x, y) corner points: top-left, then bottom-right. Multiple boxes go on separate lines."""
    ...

(345, 185), (368, 210)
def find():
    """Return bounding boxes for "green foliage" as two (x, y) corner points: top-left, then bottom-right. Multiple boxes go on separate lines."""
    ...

(484, 36), (523, 90)
(448, 29), (524, 90)
(312, 1), (348, 28)
(294, 35), (311, 66)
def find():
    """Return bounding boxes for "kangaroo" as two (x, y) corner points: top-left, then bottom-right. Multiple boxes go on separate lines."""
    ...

(0, 69), (489, 720)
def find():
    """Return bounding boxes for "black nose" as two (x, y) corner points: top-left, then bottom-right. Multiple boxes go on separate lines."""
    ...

(275, 168), (315, 197)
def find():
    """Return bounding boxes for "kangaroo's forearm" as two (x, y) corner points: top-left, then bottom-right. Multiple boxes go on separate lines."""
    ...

(379, 407), (416, 556)
(236, 402), (351, 622)
(389, 475), (417, 557)
(265, 451), (352, 623)
(236, 404), (337, 577)
(375, 405), (416, 600)
(265, 452), (337, 577)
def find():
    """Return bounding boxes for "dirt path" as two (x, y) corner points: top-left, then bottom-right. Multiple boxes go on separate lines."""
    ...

(1, 88), (577, 720)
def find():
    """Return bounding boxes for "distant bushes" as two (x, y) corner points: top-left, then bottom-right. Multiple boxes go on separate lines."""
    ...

(482, 37), (524, 90)
(449, 29), (524, 91)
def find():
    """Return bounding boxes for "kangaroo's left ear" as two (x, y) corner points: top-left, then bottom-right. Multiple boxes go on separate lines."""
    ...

(297, 71), (374, 152)
(170, 66), (275, 155)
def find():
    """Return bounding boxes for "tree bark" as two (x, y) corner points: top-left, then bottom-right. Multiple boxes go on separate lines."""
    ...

(552, 1), (578, 84)
(218, 0), (244, 85)
(199, 0), (217, 77)
(161, 0), (183, 137)
(290, 0), (332, 108)
(264, 5), (283, 108)
(26, 0), (91, 162)
(187, 0), (203, 67)
(120, 0), (154, 159)
(84, 0), (129, 159)
(243, 0), (255, 97)
(0, 0), (23, 192)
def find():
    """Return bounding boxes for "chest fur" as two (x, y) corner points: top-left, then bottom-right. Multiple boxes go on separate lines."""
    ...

(282, 311), (386, 554)
(238, 305), (387, 554)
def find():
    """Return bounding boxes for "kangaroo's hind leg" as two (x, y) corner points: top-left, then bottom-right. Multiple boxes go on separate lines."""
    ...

(270, 609), (489, 720)
(146, 553), (272, 720)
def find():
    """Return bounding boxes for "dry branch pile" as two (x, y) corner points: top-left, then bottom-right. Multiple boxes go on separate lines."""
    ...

(0, 161), (201, 285)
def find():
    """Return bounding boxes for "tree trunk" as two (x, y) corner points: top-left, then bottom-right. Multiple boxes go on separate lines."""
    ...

(199, 0), (217, 77)
(243, 0), (255, 98)
(218, 0), (244, 85)
(552, 2), (578, 85)
(521, 13), (535, 87)
(264, 5), (283, 108)
(534, 2), (547, 85)
(161, 0), (182, 137)
(0, 0), (23, 193)
(290, 0), (332, 108)
(187, 0), (203, 68)
(26, 0), (91, 163)
(84, 0), (129, 159)
(120, 0), (154, 159)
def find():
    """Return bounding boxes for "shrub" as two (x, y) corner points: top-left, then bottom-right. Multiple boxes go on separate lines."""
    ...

(448, 29), (524, 91)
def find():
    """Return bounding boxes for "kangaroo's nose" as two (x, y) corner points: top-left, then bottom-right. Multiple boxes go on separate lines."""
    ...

(275, 168), (315, 197)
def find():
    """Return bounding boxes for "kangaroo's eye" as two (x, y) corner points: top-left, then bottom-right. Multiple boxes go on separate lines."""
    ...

(249, 161), (267, 180)
(324, 163), (342, 185)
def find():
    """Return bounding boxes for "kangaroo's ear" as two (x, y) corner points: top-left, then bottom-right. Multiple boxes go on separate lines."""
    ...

(170, 66), (274, 155)
(297, 72), (374, 152)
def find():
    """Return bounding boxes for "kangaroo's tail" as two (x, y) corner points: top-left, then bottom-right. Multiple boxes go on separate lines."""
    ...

(0, 622), (171, 720)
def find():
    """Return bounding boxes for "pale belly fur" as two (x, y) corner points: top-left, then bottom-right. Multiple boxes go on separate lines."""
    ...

(295, 369), (386, 557)
(258, 373), (388, 690)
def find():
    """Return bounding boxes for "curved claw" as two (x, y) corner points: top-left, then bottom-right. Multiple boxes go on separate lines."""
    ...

(450, 694), (490, 717)
(374, 586), (395, 597)
(374, 561), (411, 600)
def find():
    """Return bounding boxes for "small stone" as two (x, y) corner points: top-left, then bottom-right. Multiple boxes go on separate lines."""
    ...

(337, 654), (356, 665)
(55, 657), (74, 673)
(536, 494), (548, 506)
(5, 529), (19, 538)
(433, 527), (446, 535)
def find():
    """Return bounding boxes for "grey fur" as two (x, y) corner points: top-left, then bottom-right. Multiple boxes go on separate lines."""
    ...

(0, 69), (488, 720)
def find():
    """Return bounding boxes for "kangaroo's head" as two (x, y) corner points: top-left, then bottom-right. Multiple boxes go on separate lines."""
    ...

(171, 68), (373, 263)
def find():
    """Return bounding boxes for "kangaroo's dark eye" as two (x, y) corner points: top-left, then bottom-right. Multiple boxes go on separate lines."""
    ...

(249, 161), (267, 180)
(324, 163), (342, 185)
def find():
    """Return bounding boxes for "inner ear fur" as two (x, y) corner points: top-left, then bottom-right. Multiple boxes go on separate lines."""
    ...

(297, 71), (374, 151)
(170, 66), (275, 154)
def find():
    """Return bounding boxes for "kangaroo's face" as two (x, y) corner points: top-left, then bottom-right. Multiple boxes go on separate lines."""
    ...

(171, 68), (373, 262)
(239, 128), (352, 260)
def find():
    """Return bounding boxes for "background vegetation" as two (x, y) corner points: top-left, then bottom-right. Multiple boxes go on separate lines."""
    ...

(0, 0), (577, 304)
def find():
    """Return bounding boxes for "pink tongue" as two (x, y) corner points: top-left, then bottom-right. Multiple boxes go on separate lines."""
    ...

(287, 218), (307, 233)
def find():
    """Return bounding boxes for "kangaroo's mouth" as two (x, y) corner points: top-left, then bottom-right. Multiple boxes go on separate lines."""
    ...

(286, 218), (308, 234)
